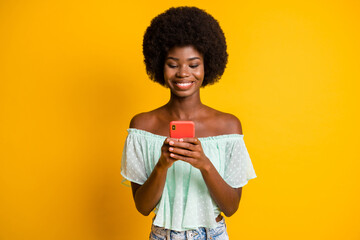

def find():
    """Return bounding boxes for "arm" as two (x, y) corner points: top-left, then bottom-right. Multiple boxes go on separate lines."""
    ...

(131, 138), (180, 216)
(128, 114), (162, 215)
(201, 161), (242, 217)
(129, 112), (179, 215)
(130, 158), (168, 216)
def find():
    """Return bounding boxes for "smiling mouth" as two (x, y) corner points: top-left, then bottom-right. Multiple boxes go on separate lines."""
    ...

(175, 82), (194, 87)
(173, 81), (195, 90)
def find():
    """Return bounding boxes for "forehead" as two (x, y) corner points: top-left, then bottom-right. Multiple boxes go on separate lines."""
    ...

(166, 45), (203, 60)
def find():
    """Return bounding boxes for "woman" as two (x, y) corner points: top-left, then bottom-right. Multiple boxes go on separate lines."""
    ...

(121, 6), (256, 239)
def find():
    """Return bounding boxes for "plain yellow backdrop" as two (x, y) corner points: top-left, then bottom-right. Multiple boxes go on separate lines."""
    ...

(1, 0), (359, 239)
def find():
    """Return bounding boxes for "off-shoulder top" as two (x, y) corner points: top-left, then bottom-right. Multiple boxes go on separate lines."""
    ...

(121, 128), (256, 231)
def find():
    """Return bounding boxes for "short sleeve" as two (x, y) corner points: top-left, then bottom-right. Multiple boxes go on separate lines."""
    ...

(120, 133), (148, 185)
(223, 136), (257, 188)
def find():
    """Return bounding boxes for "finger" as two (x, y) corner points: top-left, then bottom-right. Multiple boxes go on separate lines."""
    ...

(169, 153), (194, 164)
(168, 141), (197, 150)
(168, 147), (196, 158)
(179, 138), (200, 145)
(165, 138), (179, 145)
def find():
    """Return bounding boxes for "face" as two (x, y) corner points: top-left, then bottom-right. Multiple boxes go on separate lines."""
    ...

(164, 45), (204, 97)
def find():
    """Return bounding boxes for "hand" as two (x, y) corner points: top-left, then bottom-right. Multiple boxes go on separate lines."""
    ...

(157, 138), (180, 170)
(167, 138), (211, 171)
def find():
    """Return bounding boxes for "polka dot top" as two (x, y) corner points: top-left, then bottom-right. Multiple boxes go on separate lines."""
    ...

(121, 128), (257, 231)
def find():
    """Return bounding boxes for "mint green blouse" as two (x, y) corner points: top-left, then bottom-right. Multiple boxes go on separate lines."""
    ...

(121, 128), (256, 231)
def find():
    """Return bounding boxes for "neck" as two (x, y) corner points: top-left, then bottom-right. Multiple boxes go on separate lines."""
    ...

(165, 91), (204, 120)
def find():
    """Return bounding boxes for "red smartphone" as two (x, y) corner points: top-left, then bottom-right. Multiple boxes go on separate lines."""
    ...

(169, 121), (195, 138)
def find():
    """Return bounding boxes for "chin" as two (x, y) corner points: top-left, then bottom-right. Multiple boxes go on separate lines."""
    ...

(171, 89), (199, 98)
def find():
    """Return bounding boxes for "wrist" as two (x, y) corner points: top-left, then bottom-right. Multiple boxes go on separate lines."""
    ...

(155, 159), (170, 172)
(200, 158), (213, 174)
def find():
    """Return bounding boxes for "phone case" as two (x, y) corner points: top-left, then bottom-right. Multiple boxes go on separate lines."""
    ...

(169, 121), (195, 138)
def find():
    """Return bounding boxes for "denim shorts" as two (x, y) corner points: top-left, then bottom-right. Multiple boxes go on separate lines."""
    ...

(149, 217), (229, 240)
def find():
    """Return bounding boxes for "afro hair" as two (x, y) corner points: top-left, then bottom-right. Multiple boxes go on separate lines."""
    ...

(143, 6), (228, 87)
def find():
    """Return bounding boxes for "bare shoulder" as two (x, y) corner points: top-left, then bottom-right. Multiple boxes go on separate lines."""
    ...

(129, 107), (167, 133)
(218, 112), (243, 135)
(129, 111), (156, 131)
(204, 107), (243, 135)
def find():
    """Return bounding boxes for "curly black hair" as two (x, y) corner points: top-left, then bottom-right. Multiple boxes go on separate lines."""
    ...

(143, 6), (228, 87)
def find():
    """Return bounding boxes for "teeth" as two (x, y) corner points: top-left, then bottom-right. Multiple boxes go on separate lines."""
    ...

(176, 82), (192, 86)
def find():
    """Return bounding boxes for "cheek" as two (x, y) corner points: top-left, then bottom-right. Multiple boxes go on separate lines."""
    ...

(164, 67), (175, 78)
(163, 68), (175, 87)
(194, 67), (205, 79)
(163, 68), (171, 81)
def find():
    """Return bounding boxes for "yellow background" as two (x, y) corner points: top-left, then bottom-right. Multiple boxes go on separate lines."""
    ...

(1, 0), (359, 239)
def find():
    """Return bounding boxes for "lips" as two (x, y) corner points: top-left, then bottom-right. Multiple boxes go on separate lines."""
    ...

(173, 81), (195, 90)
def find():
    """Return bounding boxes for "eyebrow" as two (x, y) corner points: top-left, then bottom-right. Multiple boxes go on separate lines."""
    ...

(166, 57), (201, 61)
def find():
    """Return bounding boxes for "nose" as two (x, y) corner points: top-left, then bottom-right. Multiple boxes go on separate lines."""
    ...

(176, 66), (190, 78)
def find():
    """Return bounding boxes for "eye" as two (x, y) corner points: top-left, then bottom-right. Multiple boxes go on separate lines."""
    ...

(189, 65), (199, 69)
(167, 64), (177, 68)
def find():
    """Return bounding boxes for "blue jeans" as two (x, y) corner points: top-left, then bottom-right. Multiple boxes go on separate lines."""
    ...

(149, 217), (229, 240)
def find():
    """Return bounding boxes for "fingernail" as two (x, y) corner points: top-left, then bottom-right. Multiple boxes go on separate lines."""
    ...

(169, 147), (173, 151)
(179, 138), (184, 142)
(169, 141), (174, 145)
